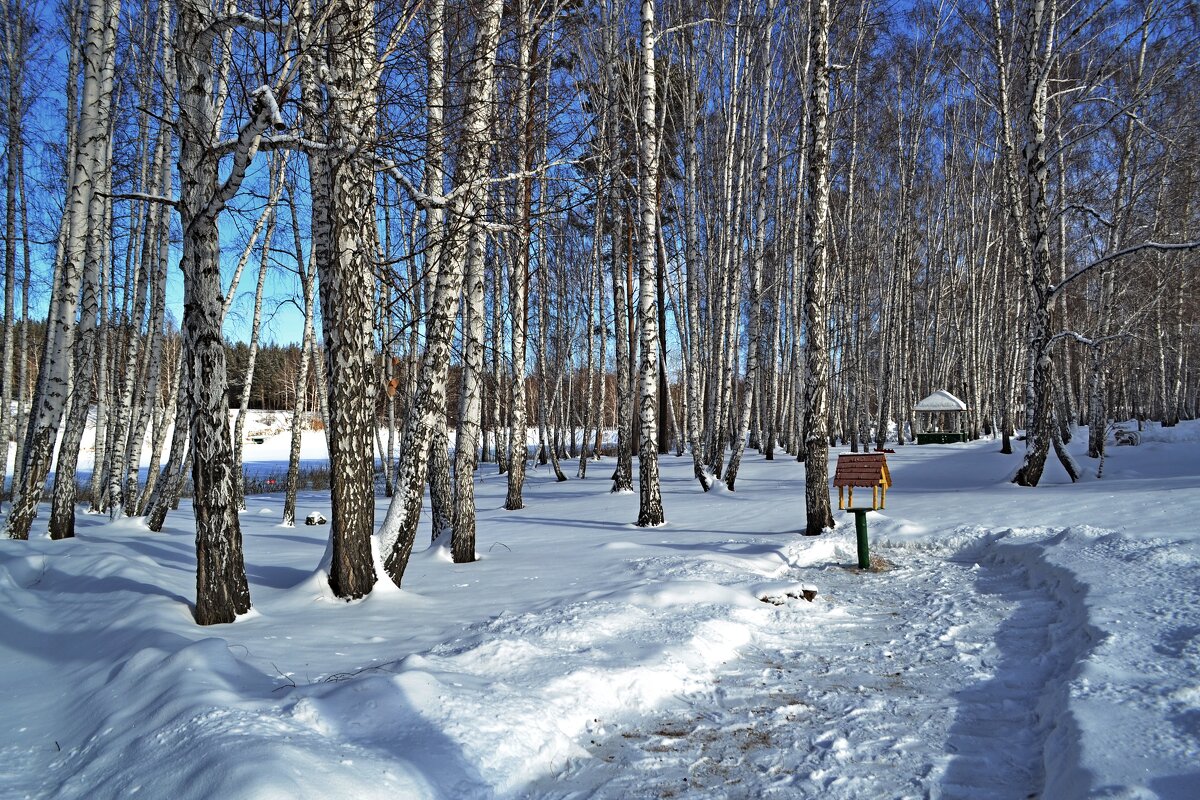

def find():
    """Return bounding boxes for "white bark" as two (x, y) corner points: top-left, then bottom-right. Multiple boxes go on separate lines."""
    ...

(175, 0), (283, 622)
(5, 0), (118, 540)
(307, 0), (380, 600)
(380, 0), (503, 586)
(802, 0), (834, 536)
(505, 0), (534, 511)
(634, 0), (664, 527)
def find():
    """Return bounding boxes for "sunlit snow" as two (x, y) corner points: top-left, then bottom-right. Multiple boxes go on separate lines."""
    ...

(2, 417), (1198, 798)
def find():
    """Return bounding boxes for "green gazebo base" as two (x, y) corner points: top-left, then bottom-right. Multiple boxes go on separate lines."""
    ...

(916, 432), (966, 445)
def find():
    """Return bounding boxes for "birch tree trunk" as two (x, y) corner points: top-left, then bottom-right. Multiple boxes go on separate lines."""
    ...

(47, 191), (104, 539)
(0, 0), (29, 513)
(380, 0), (503, 587)
(419, 0), (454, 547)
(725, 1), (776, 492)
(802, 0), (835, 536)
(311, 0), (380, 600)
(145, 355), (188, 530)
(282, 249), (316, 528)
(4, 0), (118, 540)
(174, 0), (282, 622)
(504, 0), (534, 511)
(231, 158), (284, 513)
(453, 217), (486, 558)
(1011, 0), (1055, 487)
(634, 0), (664, 527)
(124, 87), (175, 516)
(680, 31), (711, 491)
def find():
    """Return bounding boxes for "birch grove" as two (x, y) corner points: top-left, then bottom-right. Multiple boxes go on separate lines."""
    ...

(1, 0), (1197, 621)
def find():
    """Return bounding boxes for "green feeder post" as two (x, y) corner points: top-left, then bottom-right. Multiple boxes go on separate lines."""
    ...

(831, 453), (891, 572)
(853, 509), (870, 569)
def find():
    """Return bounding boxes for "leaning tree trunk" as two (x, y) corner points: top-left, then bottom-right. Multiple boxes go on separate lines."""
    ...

(231, 159), (284, 513)
(144, 354), (188, 529)
(47, 196), (105, 539)
(379, 0), (503, 587)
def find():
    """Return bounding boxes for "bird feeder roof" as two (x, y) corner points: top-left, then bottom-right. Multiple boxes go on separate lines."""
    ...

(832, 453), (892, 489)
(914, 390), (968, 412)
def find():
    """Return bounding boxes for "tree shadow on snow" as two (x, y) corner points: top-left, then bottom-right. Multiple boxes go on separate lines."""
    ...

(245, 564), (311, 589)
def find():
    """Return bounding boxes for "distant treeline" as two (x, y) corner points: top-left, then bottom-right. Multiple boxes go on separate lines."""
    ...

(225, 340), (319, 411)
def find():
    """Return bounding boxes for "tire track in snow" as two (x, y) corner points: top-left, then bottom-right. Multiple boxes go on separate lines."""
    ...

(528, 532), (1092, 799)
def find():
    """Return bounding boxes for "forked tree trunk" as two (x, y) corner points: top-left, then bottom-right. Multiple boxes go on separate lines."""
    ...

(174, 1), (282, 622)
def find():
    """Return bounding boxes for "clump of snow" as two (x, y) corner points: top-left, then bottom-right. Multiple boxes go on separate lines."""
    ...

(3, 415), (1200, 798)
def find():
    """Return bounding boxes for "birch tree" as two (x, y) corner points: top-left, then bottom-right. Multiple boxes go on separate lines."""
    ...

(633, 0), (664, 526)
(302, 0), (380, 599)
(801, 0), (834, 535)
(4, 0), (118, 541)
(174, 0), (285, 623)
(380, 0), (504, 587)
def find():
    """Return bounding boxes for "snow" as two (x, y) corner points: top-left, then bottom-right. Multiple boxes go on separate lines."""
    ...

(3, 418), (1199, 799)
(914, 389), (969, 411)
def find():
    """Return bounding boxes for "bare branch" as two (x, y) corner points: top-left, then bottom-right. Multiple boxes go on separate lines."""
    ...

(1051, 240), (1200, 299)
(201, 86), (287, 222)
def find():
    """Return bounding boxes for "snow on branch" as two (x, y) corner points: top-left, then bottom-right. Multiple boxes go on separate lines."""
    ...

(202, 9), (288, 40)
(100, 191), (180, 209)
(1050, 240), (1200, 299)
(1055, 203), (1113, 228)
(378, 158), (580, 210)
(202, 87), (287, 222)
(1048, 330), (1131, 349)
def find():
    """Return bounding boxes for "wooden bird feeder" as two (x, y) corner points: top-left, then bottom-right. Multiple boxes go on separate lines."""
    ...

(832, 453), (892, 570)
(833, 453), (892, 511)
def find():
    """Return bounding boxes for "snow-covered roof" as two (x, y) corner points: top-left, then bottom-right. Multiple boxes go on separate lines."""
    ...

(914, 390), (967, 412)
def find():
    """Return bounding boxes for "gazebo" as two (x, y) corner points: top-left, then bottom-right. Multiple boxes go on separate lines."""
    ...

(914, 390), (968, 444)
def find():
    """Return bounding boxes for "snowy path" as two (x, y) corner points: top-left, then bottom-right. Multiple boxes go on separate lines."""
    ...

(527, 531), (1088, 799)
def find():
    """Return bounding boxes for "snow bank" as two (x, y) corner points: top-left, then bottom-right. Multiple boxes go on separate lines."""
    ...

(3, 417), (1199, 797)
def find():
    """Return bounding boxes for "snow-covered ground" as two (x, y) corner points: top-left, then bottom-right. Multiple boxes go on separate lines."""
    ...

(2, 419), (1199, 799)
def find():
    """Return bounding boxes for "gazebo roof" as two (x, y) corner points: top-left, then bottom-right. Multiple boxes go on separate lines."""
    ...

(914, 389), (967, 412)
